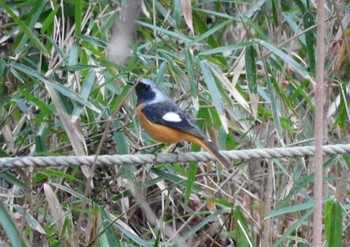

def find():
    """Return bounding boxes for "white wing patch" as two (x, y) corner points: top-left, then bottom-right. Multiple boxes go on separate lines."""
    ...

(162, 112), (182, 122)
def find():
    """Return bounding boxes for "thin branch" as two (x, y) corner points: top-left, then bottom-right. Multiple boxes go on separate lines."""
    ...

(313, 0), (326, 246)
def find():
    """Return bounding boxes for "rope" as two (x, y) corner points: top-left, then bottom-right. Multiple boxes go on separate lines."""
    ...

(0, 143), (349, 169)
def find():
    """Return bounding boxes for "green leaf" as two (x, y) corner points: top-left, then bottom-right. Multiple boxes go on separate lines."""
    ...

(112, 127), (130, 155)
(0, 171), (25, 189)
(245, 45), (257, 94)
(76, 34), (108, 47)
(272, 0), (279, 27)
(272, 209), (313, 247)
(182, 209), (223, 240)
(150, 168), (202, 192)
(45, 35), (67, 58)
(0, 201), (25, 247)
(185, 49), (198, 103)
(75, 0), (83, 35)
(35, 135), (47, 153)
(95, 206), (122, 247)
(173, 0), (182, 28)
(199, 60), (226, 131)
(38, 169), (82, 183)
(13, 205), (46, 235)
(41, 5), (60, 34)
(184, 163), (197, 207)
(256, 39), (312, 81)
(0, 1), (49, 57)
(303, 17), (316, 73)
(137, 21), (192, 43)
(243, 0), (266, 18)
(155, 61), (167, 86)
(194, 8), (237, 20)
(51, 182), (84, 200)
(19, 88), (53, 115)
(276, 156), (337, 209)
(270, 72), (298, 115)
(72, 70), (96, 119)
(11, 63), (46, 81)
(16, 0), (47, 54)
(11, 63), (100, 113)
(268, 197), (333, 218)
(325, 200), (343, 247)
(261, 57), (283, 141)
(233, 206), (255, 247)
(289, 79), (315, 112)
(191, 19), (232, 45)
(48, 81), (101, 113)
(199, 41), (257, 55)
(113, 220), (152, 246)
(68, 43), (80, 66)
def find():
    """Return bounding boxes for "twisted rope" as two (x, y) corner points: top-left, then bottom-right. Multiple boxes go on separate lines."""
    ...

(0, 143), (349, 169)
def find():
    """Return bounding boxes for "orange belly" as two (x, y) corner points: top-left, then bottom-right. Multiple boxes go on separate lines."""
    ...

(136, 104), (200, 145)
(136, 104), (230, 169)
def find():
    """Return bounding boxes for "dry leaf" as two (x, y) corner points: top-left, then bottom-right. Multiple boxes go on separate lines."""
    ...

(181, 0), (194, 34)
(44, 183), (65, 230)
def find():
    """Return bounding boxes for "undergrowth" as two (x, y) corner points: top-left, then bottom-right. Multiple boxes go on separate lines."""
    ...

(0, 0), (350, 246)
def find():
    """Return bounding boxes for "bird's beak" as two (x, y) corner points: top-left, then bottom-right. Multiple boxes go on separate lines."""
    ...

(127, 81), (136, 85)
(127, 80), (142, 86)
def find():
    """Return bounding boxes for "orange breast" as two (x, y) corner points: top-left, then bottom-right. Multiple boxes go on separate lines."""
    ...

(135, 104), (230, 169)
(136, 104), (198, 145)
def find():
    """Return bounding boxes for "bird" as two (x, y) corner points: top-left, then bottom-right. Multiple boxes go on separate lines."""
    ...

(128, 78), (231, 169)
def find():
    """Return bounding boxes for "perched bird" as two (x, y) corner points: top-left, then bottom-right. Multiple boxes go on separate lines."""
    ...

(129, 79), (231, 169)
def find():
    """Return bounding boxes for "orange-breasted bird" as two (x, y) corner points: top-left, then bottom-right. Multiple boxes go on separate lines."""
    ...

(129, 79), (231, 169)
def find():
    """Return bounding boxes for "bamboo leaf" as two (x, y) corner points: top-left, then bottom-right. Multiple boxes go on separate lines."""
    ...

(325, 200), (343, 247)
(234, 206), (255, 247)
(181, 0), (193, 34)
(256, 39), (313, 81)
(268, 197), (333, 218)
(182, 209), (223, 240)
(72, 70), (96, 121)
(41, 5), (60, 34)
(245, 45), (257, 94)
(0, 201), (25, 247)
(0, 1), (49, 57)
(272, 209), (313, 247)
(184, 163), (197, 207)
(191, 19), (231, 45)
(75, 0), (83, 35)
(199, 60), (227, 132)
(137, 21), (192, 43)
(199, 41), (257, 55)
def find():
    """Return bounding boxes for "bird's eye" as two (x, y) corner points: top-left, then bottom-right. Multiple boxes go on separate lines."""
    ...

(144, 84), (150, 89)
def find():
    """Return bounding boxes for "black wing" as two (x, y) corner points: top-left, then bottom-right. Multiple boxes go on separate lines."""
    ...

(142, 101), (206, 139)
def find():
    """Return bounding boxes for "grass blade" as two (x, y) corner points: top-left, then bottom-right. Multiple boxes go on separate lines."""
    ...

(0, 201), (25, 247)
(0, 1), (49, 57)
(245, 45), (257, 94)
(325, 200), (343, 247)
(199, 60), (227, 132)
(256, 39), (312, 81)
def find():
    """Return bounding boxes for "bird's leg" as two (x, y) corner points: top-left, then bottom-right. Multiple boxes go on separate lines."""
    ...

(168, 142), (186, 153)
(170, 143), (180, 153)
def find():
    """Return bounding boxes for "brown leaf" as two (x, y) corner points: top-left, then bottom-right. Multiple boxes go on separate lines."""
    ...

(44, 183), (65, 230)
(181, 0), (194, 34)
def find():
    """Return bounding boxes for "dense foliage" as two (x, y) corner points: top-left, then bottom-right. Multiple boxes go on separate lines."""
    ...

(0, 0), (349, 246)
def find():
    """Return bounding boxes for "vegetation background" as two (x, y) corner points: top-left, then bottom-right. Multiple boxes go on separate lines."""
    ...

(0, 0), (349, 246)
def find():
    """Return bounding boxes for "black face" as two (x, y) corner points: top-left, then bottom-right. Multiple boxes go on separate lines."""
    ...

(135, 82), (156, 105)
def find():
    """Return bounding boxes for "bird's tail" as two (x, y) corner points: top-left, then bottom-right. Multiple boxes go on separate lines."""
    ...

(196, 139), (231, 170)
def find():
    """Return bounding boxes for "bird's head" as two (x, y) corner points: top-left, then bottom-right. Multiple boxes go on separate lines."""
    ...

(128, 79), (168, 105)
